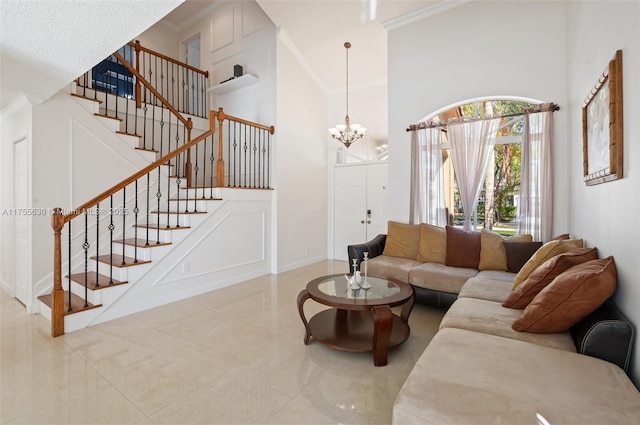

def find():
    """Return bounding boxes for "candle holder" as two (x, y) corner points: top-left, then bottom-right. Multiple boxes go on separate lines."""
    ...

(361, 252), (371, 289)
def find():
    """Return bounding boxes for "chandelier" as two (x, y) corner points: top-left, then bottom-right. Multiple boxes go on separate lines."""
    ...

(328, 42), (366, 148)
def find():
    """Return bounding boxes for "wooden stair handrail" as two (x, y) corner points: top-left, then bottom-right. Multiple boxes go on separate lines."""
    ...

(113, 51), (193, 130)
(128, 40), (209, 78)
(62, 111), (215, 224)
(216, 107), (275, 134)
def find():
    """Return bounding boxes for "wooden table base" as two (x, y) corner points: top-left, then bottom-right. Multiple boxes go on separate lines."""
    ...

(298, 298), (411, 366)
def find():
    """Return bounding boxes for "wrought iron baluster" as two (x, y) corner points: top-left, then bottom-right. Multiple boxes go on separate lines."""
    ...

(156, 167), (162, 239)
(167, 156), (172, 228)
(146, 172), (150, 246)
(253, 127), (258, 188)
(243, 124), (248, 188)
(121, 188), (126, 265)
(68, 223), (72, 311)
(202, 134), (207, 199)
(210, 134), (215, 199)
(193, 137), (199, 212)
(133, 180), (139, 263)
(231, 121), (236, 187)
(109, 196), (114, 284)
(95, 203), (100, 288)
(83, 213), (89, 307)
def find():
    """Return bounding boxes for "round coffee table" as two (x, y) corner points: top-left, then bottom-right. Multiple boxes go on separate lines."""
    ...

(297, 274), (415, 366)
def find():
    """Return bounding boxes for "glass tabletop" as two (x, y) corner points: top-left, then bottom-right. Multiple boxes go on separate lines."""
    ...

(316, 276), (401, 301)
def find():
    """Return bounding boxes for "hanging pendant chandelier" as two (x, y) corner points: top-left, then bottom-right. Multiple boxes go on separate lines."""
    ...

(328, 42), (366, 148)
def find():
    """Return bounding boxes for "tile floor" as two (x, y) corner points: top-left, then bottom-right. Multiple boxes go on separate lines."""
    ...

(1, 260), (445, 425)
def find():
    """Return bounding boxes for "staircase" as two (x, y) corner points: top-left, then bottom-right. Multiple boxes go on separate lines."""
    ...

(37, 42), (275, 336)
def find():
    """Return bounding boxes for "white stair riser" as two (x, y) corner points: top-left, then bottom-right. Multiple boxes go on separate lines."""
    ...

(182, 188), (223, 199)
(69, 280), (102, 305)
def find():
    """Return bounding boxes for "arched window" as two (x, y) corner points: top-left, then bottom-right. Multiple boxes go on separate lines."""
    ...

(411, 97), (556, 241)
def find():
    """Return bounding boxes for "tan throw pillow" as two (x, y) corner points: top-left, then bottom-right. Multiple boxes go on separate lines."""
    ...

(504, 241), (544, 273)
(478, 230), (532, 271)
(512, 256), (617, 333)
(503, 247), (599, 309)
(512, 239), (584, 289)
(416, 223), (447, 264)
(382, 221), (420, 260)
(445, 226), (481, 269)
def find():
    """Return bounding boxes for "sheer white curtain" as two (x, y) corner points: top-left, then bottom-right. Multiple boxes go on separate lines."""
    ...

(447, 117), (500, 230)
(409, 126), (447, 225)
(517, 106), (554, 242)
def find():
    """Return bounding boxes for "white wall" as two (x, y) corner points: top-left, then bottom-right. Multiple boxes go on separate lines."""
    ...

(388, 0), (640, 387)
(565, 0), (640, 386)
(0, 95), (33, 298)
(276, 32), (329, 272)
(387, 1), (568, 232)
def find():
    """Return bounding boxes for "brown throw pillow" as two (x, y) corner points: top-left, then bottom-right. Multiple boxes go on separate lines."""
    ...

(512, 256), (617, 333)
(382, 221), (420, 260)
(478, 230), (533, 271)
(551, 233), (570, 241)
(503, 247), (599, 309)
(504, 241), (544, 273)
(416, 223), (447, 264)
(445, 226), (481, 269)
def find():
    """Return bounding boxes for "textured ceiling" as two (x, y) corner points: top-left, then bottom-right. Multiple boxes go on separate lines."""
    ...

(0, 0), (183, 109)
(0, 0), (451, 110)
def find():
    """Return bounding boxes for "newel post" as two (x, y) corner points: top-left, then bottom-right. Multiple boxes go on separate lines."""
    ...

(134, 40), (142, 109)
(51, 208), (65, 337)
(216, 107), (226, 187)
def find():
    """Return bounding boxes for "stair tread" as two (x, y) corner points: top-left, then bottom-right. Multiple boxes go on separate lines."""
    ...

(94, 113), (123, 122)
(38, 292), (102, 315)
(114, 238), (172, 248)
(168, 197), (222, 201)
(70, 93), (103, 104)
(135, 147), (158, 153)
(150, 210), (208, 215)
(116, 131), (142, 138)
(67, 271), (128, 289)
(134, 224), (191, 231)
(90, 254), (151, 268)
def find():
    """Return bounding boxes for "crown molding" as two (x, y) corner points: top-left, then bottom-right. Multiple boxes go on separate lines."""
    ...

(383, 0), (474, 31)
(277, 28), (328, 94)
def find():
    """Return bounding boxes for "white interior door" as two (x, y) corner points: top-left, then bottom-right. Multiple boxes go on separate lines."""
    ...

(14, 139), (29, 306)
(334, 166), (367, 261)
(334, 163), (389, 261)
(365, 163), (388, 239)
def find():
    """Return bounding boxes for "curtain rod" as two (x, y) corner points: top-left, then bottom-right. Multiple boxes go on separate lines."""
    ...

(406, 103), (560, 132)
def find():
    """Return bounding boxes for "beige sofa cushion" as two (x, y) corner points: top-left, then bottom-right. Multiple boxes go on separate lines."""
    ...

(416, 223), (446, 264)
(382, 221), (420, 259)
(458, 276), (513, 303)
(367, 255), (422, 283)
(440, 297), (575, 351)
(475, 269), (517, 282)
(478, 230), (532, 271)
(393, 328), (640, 425)
(409, 262), (478, 294)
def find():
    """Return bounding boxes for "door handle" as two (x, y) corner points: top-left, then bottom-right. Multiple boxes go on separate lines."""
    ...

(367, 220), (371, 224)
(361, 220), (365, 224)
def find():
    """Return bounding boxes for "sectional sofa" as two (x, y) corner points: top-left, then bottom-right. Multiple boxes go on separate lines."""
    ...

(348, 222), (640, 424)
